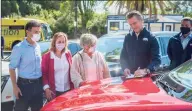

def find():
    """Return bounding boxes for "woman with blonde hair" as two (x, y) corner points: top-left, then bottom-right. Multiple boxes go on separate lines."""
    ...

(42, 32), (74, 101)
(71, 33), (110, 88)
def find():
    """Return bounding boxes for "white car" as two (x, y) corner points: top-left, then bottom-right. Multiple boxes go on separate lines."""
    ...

(1, 59), (15, 111)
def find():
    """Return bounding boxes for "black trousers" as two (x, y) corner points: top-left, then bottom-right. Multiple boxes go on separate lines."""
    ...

(14, 77), (43, 111)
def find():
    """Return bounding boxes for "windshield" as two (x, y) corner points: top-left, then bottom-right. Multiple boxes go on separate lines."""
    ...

(169, 60), (192, 89)
(96, 37), (124, 62)
(160, 60), (192, 102)
(41, 24), (52, 40)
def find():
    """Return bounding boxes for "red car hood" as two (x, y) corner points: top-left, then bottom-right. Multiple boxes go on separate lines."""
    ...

(41, 77), (192, 111)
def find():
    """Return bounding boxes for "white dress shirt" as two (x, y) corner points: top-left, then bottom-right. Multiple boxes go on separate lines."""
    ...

(52, 51), (70, 92)
(180, 32), (192, 50)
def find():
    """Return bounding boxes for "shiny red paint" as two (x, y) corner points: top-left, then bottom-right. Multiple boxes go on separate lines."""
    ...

(41, 77), (192, 111)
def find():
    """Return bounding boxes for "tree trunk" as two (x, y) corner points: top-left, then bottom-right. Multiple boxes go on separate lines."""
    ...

(81, 15), (87, 33)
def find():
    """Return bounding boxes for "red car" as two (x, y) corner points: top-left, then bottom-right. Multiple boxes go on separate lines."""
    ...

(41, 60), (192, 111)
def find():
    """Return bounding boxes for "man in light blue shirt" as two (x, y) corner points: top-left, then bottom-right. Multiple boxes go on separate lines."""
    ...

(9, 39), (42, 79)
(9, 20), (43, 111)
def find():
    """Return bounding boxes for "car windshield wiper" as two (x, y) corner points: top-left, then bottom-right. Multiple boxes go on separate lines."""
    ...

(171, 74), (192, 89)
(171, 75), (183, 84)
(156, 79), (176, 95)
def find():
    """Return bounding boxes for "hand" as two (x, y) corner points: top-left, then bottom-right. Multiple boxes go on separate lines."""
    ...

(45, 88), (55, 101)
(79, 82), (84, 87)
(124, 68), (131, 76)
(13, 85), (22, 99)
(134, 69), (147, 77)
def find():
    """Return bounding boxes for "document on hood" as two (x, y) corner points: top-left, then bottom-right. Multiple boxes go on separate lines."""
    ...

(126, 74), (135, 79)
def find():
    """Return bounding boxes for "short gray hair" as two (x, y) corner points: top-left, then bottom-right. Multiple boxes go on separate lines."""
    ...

(80, 33), (97, 47)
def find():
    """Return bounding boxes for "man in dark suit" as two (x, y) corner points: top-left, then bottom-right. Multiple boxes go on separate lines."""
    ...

(167, 17), (192, 70)
(120, 10), (161, 77)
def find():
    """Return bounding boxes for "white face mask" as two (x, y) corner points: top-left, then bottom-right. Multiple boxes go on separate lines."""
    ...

(31, 34), (41, 42)
(56, 43), (65, 51)
(88, 45), (96, 53)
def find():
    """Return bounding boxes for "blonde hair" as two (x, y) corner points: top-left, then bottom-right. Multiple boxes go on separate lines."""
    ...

(80, 33), (97, 47)
(50, 32), (68, 53)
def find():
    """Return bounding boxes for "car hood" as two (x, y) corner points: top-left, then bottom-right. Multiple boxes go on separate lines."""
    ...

(41, 77), (192, 111)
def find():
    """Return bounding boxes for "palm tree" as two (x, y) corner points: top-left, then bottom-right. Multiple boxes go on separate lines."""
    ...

(66, 0), (97, 33)
(77, 0), (97, 33)
(60, 0), (97, 36)
(105, 0), (174, 18)
(166, 1), (192, 17)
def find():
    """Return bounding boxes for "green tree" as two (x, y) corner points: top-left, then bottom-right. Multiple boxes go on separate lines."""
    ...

(51, 1), (75, 38)
(2, 1), (20, 17)
(2, 0), (108, 39)
(167, 1), (192, 17)
(77, 0), (97, 33)
(34, 0), (61, 11)
(105, 0), (173, 17)
(17, 1), (42, 16)
(62, 0), (98, 34)
(59, 1), (98, 36)
(87, 13), (108, 37)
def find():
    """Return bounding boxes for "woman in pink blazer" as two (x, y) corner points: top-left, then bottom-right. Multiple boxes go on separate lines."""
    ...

(42, 32), (74, 101)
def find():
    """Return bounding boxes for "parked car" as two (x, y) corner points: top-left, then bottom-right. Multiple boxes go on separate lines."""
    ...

(1, 41), (81, 111)
(96, 31), (179, 77)
(41, 59), (192, 111)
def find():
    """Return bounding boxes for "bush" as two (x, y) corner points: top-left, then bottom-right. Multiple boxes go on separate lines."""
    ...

(53, 15), (75, 39)
(2, 1), (20, 17)
(87, 13), (108, 37)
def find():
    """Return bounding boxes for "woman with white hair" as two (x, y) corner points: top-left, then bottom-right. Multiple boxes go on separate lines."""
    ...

(71, 33), (110, 88)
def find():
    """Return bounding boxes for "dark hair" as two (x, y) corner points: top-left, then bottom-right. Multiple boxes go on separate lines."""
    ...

(25, 20), (41, 31)
(126, 10), (143, 21)
(181, 17), (192, 25)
